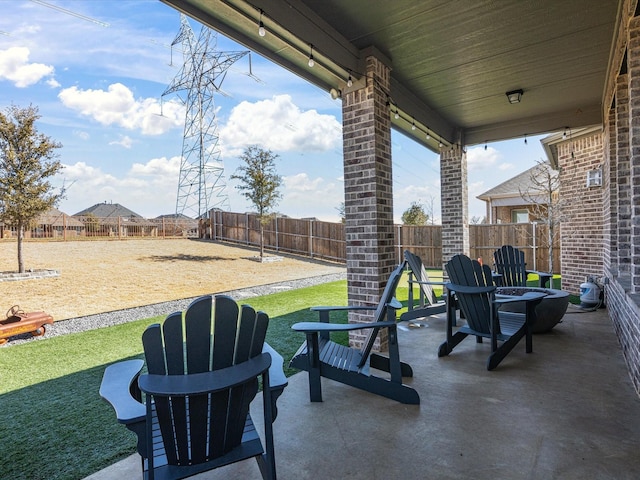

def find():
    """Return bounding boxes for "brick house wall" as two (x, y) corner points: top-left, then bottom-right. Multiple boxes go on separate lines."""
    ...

(593, 2), (640, 396)
(556, 131), (605, 294)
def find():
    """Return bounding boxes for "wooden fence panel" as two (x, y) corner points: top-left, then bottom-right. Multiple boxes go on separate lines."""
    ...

(12, 210), (560, 274)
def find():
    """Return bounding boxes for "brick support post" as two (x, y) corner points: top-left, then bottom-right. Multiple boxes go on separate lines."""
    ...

(440, 146), (469, 273)
(629, 16), (640, 291)
(612, 74), (631, 275)
(605, 100), (618, 278)
(617, 72), (631, 277)
(341, 52), (394, 350)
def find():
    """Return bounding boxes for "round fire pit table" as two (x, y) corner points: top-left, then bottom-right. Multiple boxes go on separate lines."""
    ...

(496, 286), (569, 333)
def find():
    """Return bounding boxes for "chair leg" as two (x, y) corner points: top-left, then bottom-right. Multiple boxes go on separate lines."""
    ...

(438, 331), (468, 357)
(305, 333), (323, 402)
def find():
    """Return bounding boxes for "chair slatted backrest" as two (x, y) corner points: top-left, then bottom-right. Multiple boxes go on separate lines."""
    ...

(446, 254), (497, 335)
(142, 295), (269, 466)
(358, 262), (405, 368)
(404, 250), (438, 305)
(493, 245), (527, 287)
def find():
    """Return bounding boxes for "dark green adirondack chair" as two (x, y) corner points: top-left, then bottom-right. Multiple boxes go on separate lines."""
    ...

(290, 262), (419, 404)
(100, 295), (287, 480)
(493, 245), (553, 288)
(438, 254), (545, 370)
(400, 249), (447, 323)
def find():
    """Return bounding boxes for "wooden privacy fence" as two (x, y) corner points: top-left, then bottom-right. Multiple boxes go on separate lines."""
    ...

(209, 211), (561, 273)
(5, 210), (559, 273)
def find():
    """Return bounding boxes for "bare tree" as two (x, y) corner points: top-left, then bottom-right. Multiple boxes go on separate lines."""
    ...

(423, 194), (439, 225)
(230, 146), (282, 260)
(519, 160), (566, 273)
(0, 105), (64, 273)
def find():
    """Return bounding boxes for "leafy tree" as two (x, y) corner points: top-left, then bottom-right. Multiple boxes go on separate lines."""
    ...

(401, 201), (429, 225)
(470, 215), (486, 224)
(231, 146), (282, 260)
(0, 105), (63, 273)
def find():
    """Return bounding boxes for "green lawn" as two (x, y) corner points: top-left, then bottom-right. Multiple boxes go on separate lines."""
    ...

(0, 269), (563, 480)
(0, 280), (353, 480)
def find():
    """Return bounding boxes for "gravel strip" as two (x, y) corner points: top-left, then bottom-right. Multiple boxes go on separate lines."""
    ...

(1, 272), (346, 347)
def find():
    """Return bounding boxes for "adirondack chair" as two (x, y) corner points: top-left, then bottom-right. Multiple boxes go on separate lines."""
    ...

(399, 250), (447, 323)
(438, 254), (546, 370)
(100, 295), (288, 480)
(290, 262), (419, 404)
(493, 245), (553, 288)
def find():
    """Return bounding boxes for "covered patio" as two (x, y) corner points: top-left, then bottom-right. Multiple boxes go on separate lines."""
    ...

(89, 305), (640, 479)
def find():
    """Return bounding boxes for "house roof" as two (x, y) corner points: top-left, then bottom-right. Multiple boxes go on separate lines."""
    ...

(477, 163), (558, 201)
(73, 202), (143, 219)
(37, 207), (84, 227)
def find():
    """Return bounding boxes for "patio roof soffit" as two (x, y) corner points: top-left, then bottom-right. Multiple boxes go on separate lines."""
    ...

(161, 0), (455, 152)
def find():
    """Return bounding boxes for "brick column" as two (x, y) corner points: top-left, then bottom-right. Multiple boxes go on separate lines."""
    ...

(629, 15), (640, 291)
(604, 101), (618, 278)
(616, 73), (631, 277)
(440, 146), (469, 273)
(342, 52), (395, 350)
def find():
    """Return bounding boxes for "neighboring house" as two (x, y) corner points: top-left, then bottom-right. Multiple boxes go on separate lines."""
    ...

(154, 213), (198, 237)
(0, 207), (85, 238)
(34, 207), (85, 238)
(73, 202), (152, 237)
(477, 163), (558, 223)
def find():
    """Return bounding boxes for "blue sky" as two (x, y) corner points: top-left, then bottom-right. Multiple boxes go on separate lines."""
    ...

(0, 0), (549, 223)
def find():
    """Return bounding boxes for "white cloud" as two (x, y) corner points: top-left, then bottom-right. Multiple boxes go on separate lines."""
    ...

(220, 94), (341, 155)
(58, 83), (184, 135)
(284, 173), (324, 192)
(0, 46), (55, 87)
(58, 157), (181, 217)
(466, 146), (501, 171)
(109, 135), (134, 149)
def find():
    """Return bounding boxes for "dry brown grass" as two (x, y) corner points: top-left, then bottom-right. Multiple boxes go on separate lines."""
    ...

(0, 239), (345, 321)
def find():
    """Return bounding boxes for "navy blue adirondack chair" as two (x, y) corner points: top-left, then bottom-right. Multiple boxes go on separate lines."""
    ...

(290, 262), (419, 404)
(493, 245), (553, 288)
(100, 295), (287, 480)
(400, 249), (447, 323)
(438, 254), (545, 370)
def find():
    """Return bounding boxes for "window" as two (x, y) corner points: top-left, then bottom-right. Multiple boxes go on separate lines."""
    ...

(511, 209), (529, 223)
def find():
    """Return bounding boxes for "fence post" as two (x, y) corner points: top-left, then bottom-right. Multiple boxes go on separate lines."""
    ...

(246, 213), (249, 245)
(275, 214), (279, 251)
(63, 213), (67, 241)
(532, 221), (537, 271)
(309, 219), (314, 258)
(397, 224), (402, 263)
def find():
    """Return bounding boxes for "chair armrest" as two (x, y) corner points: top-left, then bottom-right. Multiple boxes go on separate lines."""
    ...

(310, 305), (377, 313)
(292, 320), (396, 333)
(139, 353), (272, 397)
(526, 270), (553, 288)
(263, 343), (287, 391)
(100, 359), (145, 425)
(408, 278), (447, 287)
(445, 282), (496, 295)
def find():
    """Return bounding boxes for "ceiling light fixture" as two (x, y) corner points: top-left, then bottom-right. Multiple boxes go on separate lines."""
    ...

(347, 75), (353, 87)
(258, 10), (266, 37)
(506, 89), (523, 104)
(411, 119), (416, 131)
(394, 109), (399, 120)
(308, 44), (315, 67)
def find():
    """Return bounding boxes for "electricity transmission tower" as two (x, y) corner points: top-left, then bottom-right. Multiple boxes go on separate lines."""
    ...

(163, 15), (248, 219)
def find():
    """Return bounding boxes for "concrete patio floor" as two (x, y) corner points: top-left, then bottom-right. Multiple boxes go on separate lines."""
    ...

(87, 304), (640, 480)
